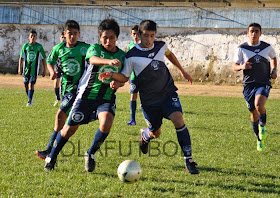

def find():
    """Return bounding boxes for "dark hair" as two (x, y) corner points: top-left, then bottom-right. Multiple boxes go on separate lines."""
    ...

(138, 20), (157, 35)
(98, 18), (120, 37)
(60, 31), (64, 36)
(248, 23), (262, 32)
(64, 20), (80, 31)
(29, 29), (37, 35)
(131, 25), (139, 31)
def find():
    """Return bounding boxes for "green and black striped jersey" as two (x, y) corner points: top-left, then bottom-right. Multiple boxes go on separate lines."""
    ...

(76, 44), (126, 101)
(20, 42), (46, 76)
(47, 41), (90, 96)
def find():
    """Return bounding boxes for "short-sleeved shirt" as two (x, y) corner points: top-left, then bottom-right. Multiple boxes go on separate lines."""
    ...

(76, 44), (126, 101)
(20, 42), (46, 77)
(122, 41), (177, 105)
(233, 41), (276, 86)
(47, 41), (90, 96)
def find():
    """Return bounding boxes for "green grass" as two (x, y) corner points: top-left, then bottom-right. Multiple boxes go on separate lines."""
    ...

(0, 88), (279, 197)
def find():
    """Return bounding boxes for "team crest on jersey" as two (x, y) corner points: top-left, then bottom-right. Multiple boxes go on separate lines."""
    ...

(87, 48), (97, 57)
(172, 97), (180, 107)
(151, 60), (159, 70)
(254, 49), (260, 53)
(80, 47), (88, 56)
(63, 59), (81, 76)
(37, 46), (41, 51)
(148, 52), (155, 58)
(254, 55), (261, 63)
(27, 51), (36, 61)
(59, 49), (64, 56)
(99, 65), (118, 84)
(72, 111), (84, 123)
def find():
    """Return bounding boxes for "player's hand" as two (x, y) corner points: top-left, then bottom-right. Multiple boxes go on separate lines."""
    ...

(242, 60), (252, 70)
(110, 80), (124, 89)
(182, 71), (192, 84)
(271, 70), (277, 79)
(109, 59), (121, 68)
(99, 72), (112, 82)
(50, 71), (57, 80)
(18, 70), (22, 75)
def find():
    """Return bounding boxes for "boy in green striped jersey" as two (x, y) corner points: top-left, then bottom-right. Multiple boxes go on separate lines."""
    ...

(36, 20), (90, 160)
(44, 18), (126, 171)
(18, 30), (47, 106)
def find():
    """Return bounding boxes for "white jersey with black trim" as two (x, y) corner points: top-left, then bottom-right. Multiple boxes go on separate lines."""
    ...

(122, 41), (177, 105)
(233, 41), (276, 85)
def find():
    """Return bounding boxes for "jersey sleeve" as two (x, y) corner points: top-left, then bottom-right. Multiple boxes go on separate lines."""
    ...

(165, 48), (171, 56)
(85, 44), (100, 61)
(39, 44), (47, 59)
(20, 43), (27, 58)
(233, 47), (243, 65)
(47, 46), (59, 65)
(268, 46), (276, 59)
(121, 57), (134, 78)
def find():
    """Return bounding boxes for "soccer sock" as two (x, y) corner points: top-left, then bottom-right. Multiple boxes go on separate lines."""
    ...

(46, 130), (58, 151)
(28, 90), (34, 103)
(54, 88), (60, 101)
(251, 121), (260, 141)
(258, 113), (267, 126)
(25, 90), (28, 96)
(176, 125), (192, 160)
(49, 131), (68, 161)
(87, 129), (109, 155)
(130, 101), (137, 121)
(141, 127), (153, 142)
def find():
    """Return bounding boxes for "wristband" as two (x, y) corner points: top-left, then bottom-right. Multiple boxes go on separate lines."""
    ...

(110, 71), (114, 78)
(272, 69), (277, 73)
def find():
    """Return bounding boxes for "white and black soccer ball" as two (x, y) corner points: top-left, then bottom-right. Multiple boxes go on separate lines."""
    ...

(117, 160), (141, 184)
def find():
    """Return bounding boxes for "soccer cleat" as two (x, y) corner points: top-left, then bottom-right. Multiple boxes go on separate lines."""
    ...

(259, 125), (267, 140)
(84, 152), (96, 172)
(185, 159), (199, 174)
(53, 100), (61, 107)
(26, 102), (33, 107)
(127, 119), (136, 125)
(36, 150), (50, 160)
(257, 140), (264, 151)
(44, 157), (56, 171)
(139, 130), (149, 154)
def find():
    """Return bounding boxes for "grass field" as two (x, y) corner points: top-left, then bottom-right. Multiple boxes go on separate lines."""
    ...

(0, 87), (279, 197)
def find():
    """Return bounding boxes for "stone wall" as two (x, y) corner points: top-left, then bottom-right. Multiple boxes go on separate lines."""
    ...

(1, 24), (279, 85)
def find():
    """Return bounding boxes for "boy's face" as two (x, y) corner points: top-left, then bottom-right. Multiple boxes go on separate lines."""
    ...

(247, 26), (261, 45)
(131, 30), (139, 43)
(64, 28), (80, 47)
(28, 33), (37, 45)
(100, 30), (118, 52)
(139, 30), (156, 48)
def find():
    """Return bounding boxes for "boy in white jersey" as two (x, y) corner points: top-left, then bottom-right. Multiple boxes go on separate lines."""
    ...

(99, 20), (199, 174)
(233, 23), (277, 151)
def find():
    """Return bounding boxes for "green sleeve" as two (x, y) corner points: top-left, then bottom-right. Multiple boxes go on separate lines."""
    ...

(20, 43), (27, 58)
(47, 46), (58, 65)
(40, 44), (47, 59)
(85, 44), (101, 60)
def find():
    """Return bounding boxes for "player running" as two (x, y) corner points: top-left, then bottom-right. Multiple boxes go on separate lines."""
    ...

(233, 23), (277, 151)
(99, 20), (199, 174)
(44, 18), (126, 171)
(36, 20), (90, 160)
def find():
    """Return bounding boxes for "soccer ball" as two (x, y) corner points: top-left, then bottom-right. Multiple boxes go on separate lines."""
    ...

(117, 160), (141, 184)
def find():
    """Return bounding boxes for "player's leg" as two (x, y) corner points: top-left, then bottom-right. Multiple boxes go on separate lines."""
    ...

(36, 93), (75, 160)
(127, 80), (138, 125)
(44, 124), (80, 171)
(85, 102), (115, 172)
(139, 104), (162, 154)
(27, 77), (36, 106)
(23, 75), (29, 96)
(53, 74), (61, 106)
(255, 92), (269, 140)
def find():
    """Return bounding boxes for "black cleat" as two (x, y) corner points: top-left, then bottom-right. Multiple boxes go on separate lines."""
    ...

(139, 130), (149, 154)
(36, 150), (50, 160)
(84, 152), (96, 172)
(185, 159), (199, 174)
(44, 157), (56, 171)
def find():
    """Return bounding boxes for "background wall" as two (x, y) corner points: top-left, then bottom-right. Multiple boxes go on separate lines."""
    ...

(0, 4), (279, 84)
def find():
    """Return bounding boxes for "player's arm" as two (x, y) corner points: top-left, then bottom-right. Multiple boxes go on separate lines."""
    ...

(18, 57), (23, 75)
(165, 50), (192, 84)
(42, 59), (47, 77)
(89, 56), (121, 68)
(270, 57), (277, 79)
(110, 80), (125, 90)
(47, 63), (56, 80)
(99, 71), (129, 83)
(232, 60), (252, 71)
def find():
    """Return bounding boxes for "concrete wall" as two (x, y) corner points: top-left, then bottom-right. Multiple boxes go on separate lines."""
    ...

(1, 24), (279, 85)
